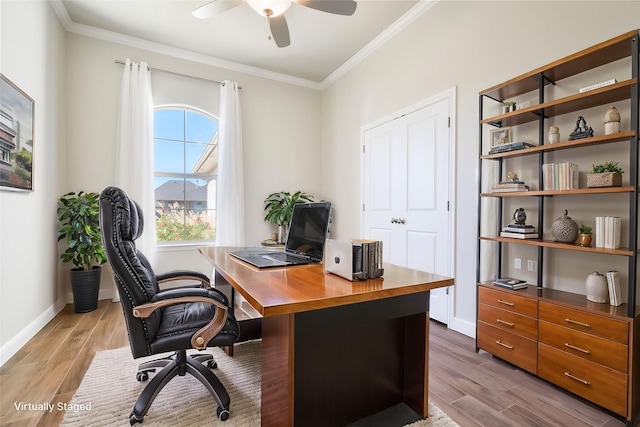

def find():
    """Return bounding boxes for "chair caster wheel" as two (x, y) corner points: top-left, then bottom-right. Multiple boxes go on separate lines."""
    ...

(207, 360), (217, 369)
(129, 412), (144, 425)
(217, 407), (230, 421)
(136, 372), (149, 382)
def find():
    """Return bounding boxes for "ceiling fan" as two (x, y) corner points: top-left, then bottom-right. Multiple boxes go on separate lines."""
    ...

(192, 0), (358, 48)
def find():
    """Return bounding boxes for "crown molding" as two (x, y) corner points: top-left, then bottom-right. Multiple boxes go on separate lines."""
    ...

(48, 0), (436, 91)
(320, 0), (438, 90)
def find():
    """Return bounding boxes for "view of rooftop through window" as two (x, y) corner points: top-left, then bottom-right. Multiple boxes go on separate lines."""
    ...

(154, 108), (218, 242)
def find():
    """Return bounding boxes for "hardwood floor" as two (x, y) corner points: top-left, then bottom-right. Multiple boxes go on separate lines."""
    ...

(0, 301), (627, 427)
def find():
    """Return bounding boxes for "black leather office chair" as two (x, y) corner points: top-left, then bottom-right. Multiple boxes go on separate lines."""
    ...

(99, 186), (240, 425)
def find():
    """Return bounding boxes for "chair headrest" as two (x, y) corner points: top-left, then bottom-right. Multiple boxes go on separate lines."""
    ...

(100, 186), (144, 241)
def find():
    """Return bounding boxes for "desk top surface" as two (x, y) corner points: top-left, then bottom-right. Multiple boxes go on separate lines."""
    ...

(199, 246), (454, 317)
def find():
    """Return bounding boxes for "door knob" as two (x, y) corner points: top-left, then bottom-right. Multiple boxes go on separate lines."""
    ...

(391, 218), (398, 224)
(398, 218), (406, 224)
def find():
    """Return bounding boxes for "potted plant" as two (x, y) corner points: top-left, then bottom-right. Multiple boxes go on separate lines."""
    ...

(57, 191), (107, 313)
(264, 191), (315, 243)
(577, 224), (592, 247)
(587, 161), (623, 188)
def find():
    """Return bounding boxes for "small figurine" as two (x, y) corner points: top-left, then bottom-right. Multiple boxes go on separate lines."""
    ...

(507, 171), (519, 182)
(569, 116), (594, 140)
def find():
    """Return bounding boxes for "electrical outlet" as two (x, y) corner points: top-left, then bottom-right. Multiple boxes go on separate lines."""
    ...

(527, 260), (537, 272)
(514, 258), (522, 269)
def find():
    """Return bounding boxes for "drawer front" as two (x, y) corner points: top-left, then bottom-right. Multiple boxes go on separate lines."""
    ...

(478, 303), (537, 340)
(538, 344), (627, 416)
(539, 321), (628, 373)
(477, 322), (537, 374)
(539, 302), (628, 344)
(479, 287), (538, 318)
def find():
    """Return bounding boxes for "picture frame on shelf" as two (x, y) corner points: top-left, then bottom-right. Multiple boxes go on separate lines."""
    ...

(490, 127), (511, 148)
(0, 74), (34, 192)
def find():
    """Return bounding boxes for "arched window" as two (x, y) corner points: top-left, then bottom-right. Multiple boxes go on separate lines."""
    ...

(154, 107), (217, 243)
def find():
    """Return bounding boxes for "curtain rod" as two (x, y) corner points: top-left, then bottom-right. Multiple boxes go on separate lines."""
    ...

(115, 60), (241, 88)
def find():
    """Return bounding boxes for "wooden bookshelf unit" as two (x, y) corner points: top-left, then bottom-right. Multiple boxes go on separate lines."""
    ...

(476, 30), (639, 425)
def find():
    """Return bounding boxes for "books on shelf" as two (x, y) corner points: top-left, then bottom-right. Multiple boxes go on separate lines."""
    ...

(503, 225), (536, 234)
(500, 231), (539, 239)
(606, 270), (622, 306)
(595, 216), (621, 249)
(542, 162), (579, 190)
(492, 186), (530, 193)
(489, 141), (535, 155)
(579, 79), (617, 93)
(351, 239), (384, 280)
(492, 181), (529, 193)
(493, 278), (528, 290)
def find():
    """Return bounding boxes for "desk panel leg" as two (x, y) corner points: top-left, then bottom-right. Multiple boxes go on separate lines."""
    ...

(261, 314), (294, 427)
(404, 312), (429, 419)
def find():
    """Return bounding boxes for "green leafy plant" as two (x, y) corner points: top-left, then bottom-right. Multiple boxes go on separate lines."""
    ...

(57, 191), (107, 271)
(579, 224), (592, 235)
(590, 161), (624, 175)
(264, 191), (315, 226)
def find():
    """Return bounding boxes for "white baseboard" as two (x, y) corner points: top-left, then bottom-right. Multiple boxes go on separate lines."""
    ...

(65, 288), (115, 304)
(449, 316), (476, 339)
(0, 297), (67, 367)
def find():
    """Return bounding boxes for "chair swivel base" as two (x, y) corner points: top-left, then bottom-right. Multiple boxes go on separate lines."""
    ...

(129, 350), (230, 425)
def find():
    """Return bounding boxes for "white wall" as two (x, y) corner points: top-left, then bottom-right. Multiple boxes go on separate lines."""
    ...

(319, 1), (640, 335)
(0, 0), (68, 364)
(64, 34), (323, 290)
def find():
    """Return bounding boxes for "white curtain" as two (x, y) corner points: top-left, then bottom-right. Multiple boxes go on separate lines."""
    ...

(215, 81), (245, 247)
(116, 59), (156, 265)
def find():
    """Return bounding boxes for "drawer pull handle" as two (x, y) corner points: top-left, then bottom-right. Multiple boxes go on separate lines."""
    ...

(497, 299), (515, 307)
(496, 340), (513, 349)
(565, 318), (591, 328)
(564, 372), (590, 385)
(497, 319), (515, 327)
(564, 343), (591, 354)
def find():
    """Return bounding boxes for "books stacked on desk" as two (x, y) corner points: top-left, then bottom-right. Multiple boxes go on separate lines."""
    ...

(500, 224), (539, 239)
(488, 141), (535, 155)
(351, 239), (384, 280)
(493, 278), (528, 290)
(492, 180), (529, 193)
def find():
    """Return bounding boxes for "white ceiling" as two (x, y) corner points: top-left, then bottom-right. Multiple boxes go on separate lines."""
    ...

(53, 0), (430, 87)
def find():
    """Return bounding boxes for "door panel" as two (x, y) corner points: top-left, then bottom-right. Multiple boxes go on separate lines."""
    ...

(363, 97), (451, 324)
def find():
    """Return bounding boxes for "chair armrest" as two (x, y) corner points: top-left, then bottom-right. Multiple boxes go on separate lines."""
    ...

(133, 289), (229, 350)
(156, 270), (210, 288)
(156, 285), (229, 306)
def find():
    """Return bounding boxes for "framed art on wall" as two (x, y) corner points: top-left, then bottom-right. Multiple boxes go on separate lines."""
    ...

(0, 74), (34, 192)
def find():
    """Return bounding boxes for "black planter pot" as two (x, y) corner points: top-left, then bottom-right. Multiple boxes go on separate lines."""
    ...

(71, 266), (102, 313)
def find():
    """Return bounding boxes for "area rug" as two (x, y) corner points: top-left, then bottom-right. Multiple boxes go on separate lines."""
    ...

(61, 341), (458, 426)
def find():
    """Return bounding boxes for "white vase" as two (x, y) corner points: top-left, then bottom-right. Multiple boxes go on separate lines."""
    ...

(586, 271), (608, 303)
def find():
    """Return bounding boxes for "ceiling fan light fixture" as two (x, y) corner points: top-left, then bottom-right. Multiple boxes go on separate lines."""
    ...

(246, 0), (292, 17)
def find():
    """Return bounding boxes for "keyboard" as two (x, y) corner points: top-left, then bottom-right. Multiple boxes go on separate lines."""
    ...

(261, 252), (308, 263)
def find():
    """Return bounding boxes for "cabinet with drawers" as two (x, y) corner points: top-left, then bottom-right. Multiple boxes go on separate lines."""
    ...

(477, 283), (639, 424)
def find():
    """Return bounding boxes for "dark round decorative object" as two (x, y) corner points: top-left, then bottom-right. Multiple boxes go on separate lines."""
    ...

(513, 208), (527, 225)
(551, 209), (579, 243)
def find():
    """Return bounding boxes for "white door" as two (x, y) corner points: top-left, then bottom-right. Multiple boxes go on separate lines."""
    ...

(362, 97), (452, 324)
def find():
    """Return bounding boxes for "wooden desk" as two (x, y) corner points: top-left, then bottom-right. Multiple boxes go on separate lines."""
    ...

(198, 246), (453, 427)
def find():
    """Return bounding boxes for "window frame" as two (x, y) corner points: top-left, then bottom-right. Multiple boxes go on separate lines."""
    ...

(153, 104), (218, 246)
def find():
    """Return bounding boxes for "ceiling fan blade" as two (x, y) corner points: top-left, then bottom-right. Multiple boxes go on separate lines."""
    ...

(269, 14), (290, 47)
(295, 0), (357, 16)
(192, 0), (243, 19)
